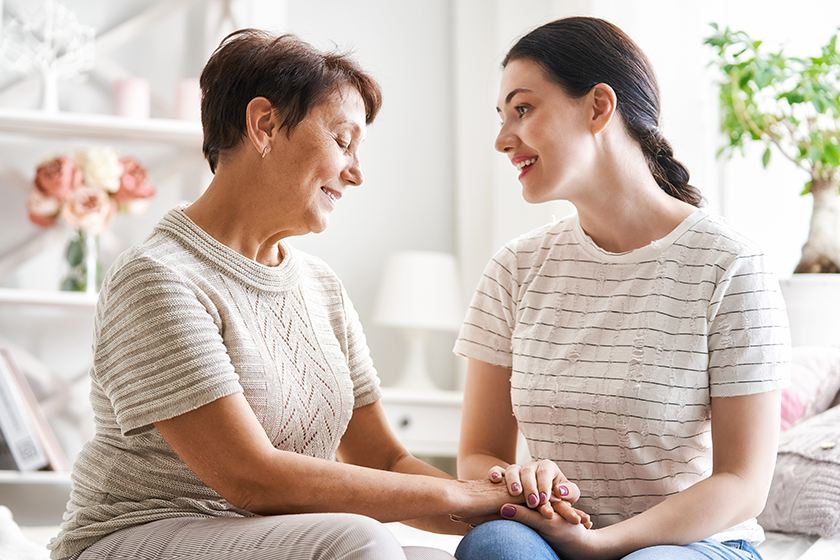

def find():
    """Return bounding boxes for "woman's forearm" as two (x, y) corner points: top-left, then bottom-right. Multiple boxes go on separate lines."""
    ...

(581, 470), (768, 560)
(567, 392), (780, 560)
(156, 393), (517, 524)
(389, 453), (471, 535)
(238, 449), (497, 522)
(458, 451), (511, 481)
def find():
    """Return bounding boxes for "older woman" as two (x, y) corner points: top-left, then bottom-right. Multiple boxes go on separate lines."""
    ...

(47, 30), (522, 560)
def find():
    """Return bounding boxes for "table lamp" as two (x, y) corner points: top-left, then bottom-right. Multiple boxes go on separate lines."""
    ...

(373, 251), (464, 390)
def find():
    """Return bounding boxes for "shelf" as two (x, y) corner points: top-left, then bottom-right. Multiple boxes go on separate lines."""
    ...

(0, 288), (97, 308)
(0, 108), (202, 147)
(0, 470), (72, 526)
(0, 469), (71, 484)
(380, 387), (463, 406)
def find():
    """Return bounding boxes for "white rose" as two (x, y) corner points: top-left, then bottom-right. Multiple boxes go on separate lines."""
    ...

(76, 147), (124, 193)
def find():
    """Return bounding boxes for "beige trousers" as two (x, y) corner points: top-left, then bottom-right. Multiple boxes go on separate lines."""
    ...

(76, 513), (455, 560)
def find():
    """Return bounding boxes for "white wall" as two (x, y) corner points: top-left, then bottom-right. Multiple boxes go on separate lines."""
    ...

(1, 0), (838, 394)
(451, 0), (840, 287)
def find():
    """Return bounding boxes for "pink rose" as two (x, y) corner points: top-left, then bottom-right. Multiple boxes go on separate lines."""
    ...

(60, 186), (116, 234)
(114, 157), (155, 206)
(27, 187), (62, 228)
(34, 156), (82, 202)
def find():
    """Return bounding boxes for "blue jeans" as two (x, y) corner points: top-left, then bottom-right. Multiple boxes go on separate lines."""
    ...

(454, 520), (763, 560)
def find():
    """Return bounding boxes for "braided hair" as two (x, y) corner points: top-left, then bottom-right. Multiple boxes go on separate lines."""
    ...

(503, 17), (702, 207)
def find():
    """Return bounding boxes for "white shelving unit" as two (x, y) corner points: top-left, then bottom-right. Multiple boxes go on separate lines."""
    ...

(0, 108), (202, 145)
(0, 108), (205, 525)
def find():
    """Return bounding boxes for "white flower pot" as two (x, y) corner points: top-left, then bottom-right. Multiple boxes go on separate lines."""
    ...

(779, 274), (840, 347)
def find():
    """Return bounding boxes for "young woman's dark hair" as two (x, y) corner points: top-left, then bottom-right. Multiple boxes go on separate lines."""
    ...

(503, 17), (702, 207)
(200, 29), (383, 173)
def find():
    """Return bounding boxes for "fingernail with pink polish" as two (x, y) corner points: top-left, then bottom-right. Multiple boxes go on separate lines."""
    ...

(539, 492), (548, 503)
(502, 505), (517, 518)
(528, 493), (538, 506)
(511, 483), (521, 493)
(491, 472), (500, 480)
(557, 485), (569, 497)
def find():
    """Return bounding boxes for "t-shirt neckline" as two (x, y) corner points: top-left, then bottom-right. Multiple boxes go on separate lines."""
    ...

(571, 208), (708, 263)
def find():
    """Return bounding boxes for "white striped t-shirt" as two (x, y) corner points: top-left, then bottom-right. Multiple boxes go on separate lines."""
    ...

(454, 209), (790, 541)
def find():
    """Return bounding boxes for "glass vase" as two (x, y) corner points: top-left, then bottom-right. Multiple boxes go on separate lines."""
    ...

(62, 229), (101, 293)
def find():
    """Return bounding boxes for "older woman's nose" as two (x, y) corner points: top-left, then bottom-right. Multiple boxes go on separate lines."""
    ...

(343, 158), (364, 187)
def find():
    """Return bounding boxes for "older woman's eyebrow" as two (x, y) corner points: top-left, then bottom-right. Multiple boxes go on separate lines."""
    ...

(496, 88), (533, 113)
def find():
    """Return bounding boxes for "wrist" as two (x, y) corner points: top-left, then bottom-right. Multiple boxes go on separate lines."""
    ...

(558, 528), (606, 560)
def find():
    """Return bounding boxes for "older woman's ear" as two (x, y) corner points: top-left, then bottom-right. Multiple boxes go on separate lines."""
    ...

(245, 96), (278, 158)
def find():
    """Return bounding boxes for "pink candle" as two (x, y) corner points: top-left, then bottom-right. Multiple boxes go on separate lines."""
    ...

(175, 78), (201, 121)
(113, 78), (150, 119)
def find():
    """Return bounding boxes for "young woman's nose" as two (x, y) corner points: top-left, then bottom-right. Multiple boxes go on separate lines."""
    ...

(495, 122), (518, 153)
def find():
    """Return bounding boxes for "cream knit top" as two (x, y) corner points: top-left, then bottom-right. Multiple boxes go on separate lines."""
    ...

(49, 206), (382, 559)
(455, 210), (790, 543)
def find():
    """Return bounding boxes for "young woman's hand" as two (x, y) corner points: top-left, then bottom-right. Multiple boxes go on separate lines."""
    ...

(488, 460), (582, 521)
(498, 502), (595, 559)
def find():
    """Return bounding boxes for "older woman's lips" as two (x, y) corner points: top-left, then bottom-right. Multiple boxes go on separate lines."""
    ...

(321, 187), (340, 202)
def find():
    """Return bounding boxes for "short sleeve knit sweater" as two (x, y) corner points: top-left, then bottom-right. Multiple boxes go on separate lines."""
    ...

(49, 206), (381, 560)
(454, 209), (790, 543)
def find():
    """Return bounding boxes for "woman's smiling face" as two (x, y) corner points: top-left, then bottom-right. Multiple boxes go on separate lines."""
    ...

(265, 85), (366, 237)
(495, 58), (596, 205)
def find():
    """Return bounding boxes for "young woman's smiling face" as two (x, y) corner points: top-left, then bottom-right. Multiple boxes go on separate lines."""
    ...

(495, 58), (596, 205)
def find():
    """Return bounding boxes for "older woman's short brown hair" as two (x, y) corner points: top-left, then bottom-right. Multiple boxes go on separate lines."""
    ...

(200, 29), (383, 172)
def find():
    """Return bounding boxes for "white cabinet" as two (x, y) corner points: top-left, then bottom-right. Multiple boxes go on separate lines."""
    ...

(380, 388), (463, 458)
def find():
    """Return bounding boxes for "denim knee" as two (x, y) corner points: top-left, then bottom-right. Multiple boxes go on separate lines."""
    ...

(454, 520), (559, 560)
(621, 540), (763, 560)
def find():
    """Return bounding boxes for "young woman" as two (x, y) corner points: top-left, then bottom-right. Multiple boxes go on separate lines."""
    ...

(454, 17), (790, 560)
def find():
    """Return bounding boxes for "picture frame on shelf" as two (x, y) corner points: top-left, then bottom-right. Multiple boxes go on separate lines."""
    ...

(0, 349), (69, 472)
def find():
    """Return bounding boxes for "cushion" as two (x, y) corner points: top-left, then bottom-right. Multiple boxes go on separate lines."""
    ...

(758, 404), (840, 538)
(0, 506), (50, 560)
(780, 346), (840, 431)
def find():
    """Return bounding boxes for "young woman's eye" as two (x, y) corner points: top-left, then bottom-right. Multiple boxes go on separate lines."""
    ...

(515, 105), (529, 117)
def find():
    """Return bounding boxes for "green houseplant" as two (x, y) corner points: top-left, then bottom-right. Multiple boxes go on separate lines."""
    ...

(705, 24), (840, 273)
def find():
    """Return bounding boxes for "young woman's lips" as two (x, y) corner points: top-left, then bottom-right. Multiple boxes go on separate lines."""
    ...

(513, 156), (538, 179)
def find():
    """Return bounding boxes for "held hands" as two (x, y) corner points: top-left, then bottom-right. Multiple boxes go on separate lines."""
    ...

(489, 460), (592, 528)
(488, 461), (596, 559)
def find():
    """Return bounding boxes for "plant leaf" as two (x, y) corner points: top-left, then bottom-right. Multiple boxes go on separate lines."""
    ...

(825, 143), (840, 167)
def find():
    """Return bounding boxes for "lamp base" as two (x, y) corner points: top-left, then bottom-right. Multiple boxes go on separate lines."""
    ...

(393, 328), (438, 391)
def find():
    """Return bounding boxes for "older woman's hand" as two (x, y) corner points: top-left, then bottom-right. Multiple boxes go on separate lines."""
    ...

(488, 460), (583, 522)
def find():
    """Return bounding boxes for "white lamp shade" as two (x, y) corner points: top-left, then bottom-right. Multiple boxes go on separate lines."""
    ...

(373, 251), (464, 331)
